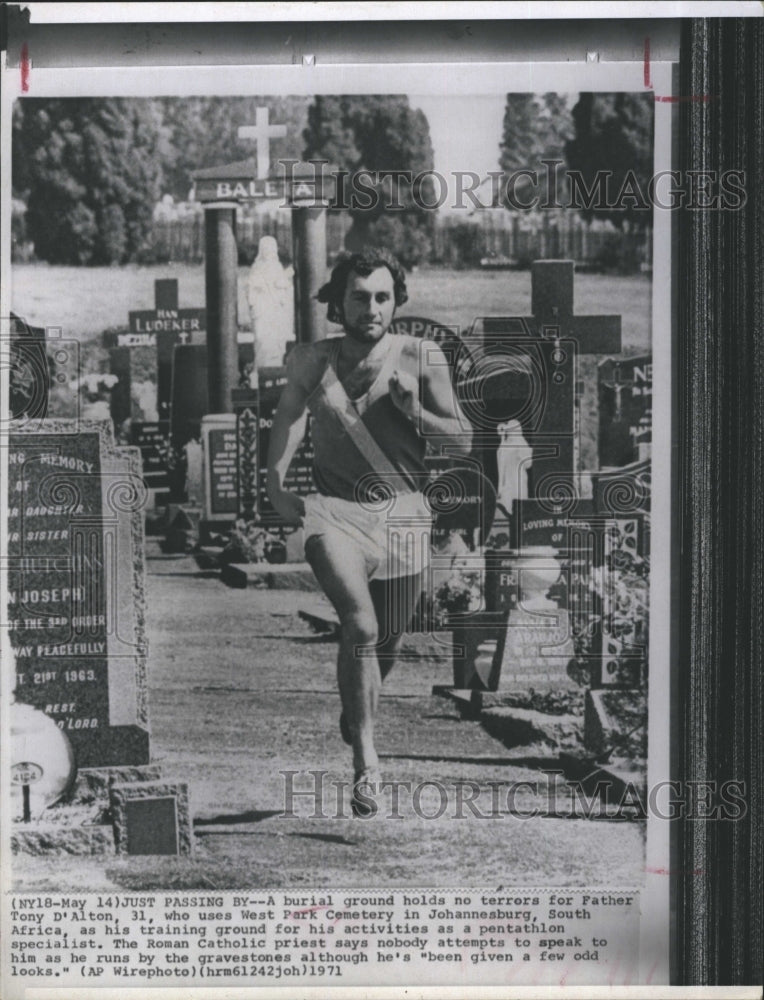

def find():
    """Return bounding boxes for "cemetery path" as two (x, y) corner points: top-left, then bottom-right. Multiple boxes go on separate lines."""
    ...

(14, 553), (644, 892)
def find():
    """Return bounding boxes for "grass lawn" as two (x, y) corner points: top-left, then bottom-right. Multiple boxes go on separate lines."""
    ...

(11, 262), (652, 356)
(11, 262), (651, 470)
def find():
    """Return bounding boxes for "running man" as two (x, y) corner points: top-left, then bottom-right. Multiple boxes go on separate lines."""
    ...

(267, 248), (471, 815)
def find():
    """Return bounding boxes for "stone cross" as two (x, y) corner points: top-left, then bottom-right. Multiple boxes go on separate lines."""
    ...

(238, 107), (287, 180)
(476, 260), (622, 500)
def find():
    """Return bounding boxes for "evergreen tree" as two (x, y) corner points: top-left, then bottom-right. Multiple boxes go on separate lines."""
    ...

(303, 95), (435, 256)
(565, 92), (654, 229)
(499, 92), (573, 207)
(14, 98), (163, 265)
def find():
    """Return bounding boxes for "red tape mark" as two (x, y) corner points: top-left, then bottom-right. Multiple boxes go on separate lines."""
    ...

(644, 36), (712, 104)
(20, 43), (30, 92)
(644, 37), (652, 89)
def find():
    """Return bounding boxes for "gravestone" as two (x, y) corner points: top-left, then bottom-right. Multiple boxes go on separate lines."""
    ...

(129, 420), (170, 507)
(234, 367), (314, 531)
(106, 278), (205, 422)
(110, 781), (192, 856)
(453, 261), (624, 692)
(598, 354), (652, 468)
(7, 419), (150, 767)
(106, 280), (205, 504)
(9, 314), (50, 424)
(200, 413), (239, 539)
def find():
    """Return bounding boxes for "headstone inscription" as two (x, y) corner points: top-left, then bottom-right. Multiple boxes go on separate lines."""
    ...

(7, 420), (150, 767)
(129, 420), (170, 506)
(200, 414), (239, 538)
(598, 354), (653, 468)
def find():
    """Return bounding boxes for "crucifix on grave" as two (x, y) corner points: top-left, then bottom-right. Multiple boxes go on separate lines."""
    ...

(450, 260), (623, 691)
(468, 259), (621, 509)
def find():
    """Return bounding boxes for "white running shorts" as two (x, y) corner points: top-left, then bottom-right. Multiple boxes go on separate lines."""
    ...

(303, 491), (432, 580)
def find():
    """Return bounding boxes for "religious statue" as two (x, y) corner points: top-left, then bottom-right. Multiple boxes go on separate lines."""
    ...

(246, 235), (295, 370)
(495, 418), (533, 516)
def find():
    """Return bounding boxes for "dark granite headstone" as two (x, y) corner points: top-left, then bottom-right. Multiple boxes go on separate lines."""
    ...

(598, 355), (652, 468)
(200, 414), (239, 539)
(7, 420), (150, 767)
(9, 314), (50, 424)
(248, 367), (314, 526)
(130, 420), (170, 491)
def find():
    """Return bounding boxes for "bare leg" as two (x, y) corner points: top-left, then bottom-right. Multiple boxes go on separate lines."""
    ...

(305, 533), (381, 773)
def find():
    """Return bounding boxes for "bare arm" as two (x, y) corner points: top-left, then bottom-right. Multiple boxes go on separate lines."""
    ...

(389, 340), (472, 455)
(266, 347), (312, 524)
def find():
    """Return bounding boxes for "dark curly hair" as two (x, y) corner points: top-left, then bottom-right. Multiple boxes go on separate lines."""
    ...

(317, 247), (408, 325)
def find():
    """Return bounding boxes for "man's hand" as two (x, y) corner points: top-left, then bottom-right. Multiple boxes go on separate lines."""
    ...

(269, 488), (306, 526)
(388, 368), (421, 422)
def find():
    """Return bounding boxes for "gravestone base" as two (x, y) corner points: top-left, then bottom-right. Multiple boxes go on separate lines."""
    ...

(481, 706), (581, 750)
(584, 688), (647, 760)
(75, 764), (163, 801)
(558, 751), (647, 813)
(220, 561), (319, 591)
(450, 617), (508, 689)
(12, 818), (116, 857)
(10, 764), (165, 857)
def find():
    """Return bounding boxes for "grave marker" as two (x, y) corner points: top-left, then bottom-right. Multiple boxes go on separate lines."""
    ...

(9, 314), (50, 423)
(110, 781), (192, 856)
(453, 261), (629, 692)
(7, 420), (150, 767)
(598, 354), (653, 468)
(200, 413), (239, 538)
(126, 279), (205, 420)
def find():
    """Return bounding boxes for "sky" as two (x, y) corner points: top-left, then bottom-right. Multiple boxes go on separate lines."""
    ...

(411, 94), (507, 182)
(410, 93), (575, 213)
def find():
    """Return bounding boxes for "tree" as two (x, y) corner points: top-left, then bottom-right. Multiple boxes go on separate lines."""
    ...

(14, 99), (163, 265)
(565, 92), (654, 229)
(156, 96), (308, 201)
(303, 95), (435, 257)
(499, 92), (573, 208)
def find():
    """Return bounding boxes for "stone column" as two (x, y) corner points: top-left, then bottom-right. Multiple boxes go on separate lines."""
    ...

(204, 202), (239, 412)
(291, 204), (327, 344)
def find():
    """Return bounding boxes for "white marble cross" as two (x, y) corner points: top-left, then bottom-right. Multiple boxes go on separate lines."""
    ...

(238, 107), (287, 180)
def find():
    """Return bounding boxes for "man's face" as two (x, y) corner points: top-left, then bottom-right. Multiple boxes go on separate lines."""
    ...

(341, 266), (396, 343)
